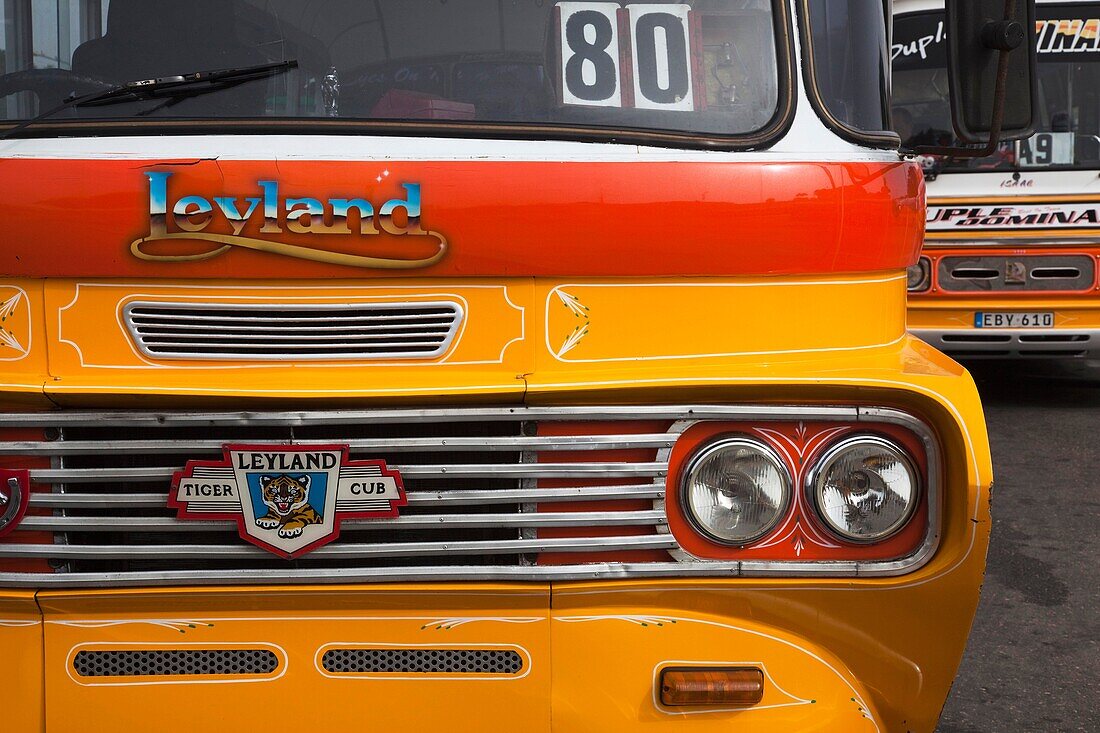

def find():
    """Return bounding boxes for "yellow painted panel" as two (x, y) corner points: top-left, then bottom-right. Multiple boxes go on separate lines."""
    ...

(549, 610), (878, 731)
(0, 591), (43, 733)
(0, 281), (50, 408)
(39, 585), (551, 733)
(540, 274), (906, 364)
(41, 279), (532, 401)
(0, 274), (918, 401)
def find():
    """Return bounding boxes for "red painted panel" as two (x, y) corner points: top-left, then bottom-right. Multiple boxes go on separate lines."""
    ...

(0, 159), (923, 278)
(0, 428), (53, 574)
(536, 420), (672, 565)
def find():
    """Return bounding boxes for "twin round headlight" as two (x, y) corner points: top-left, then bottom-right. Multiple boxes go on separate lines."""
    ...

(681, 434), (919, 546)
(808, 436), (919, 542)
(681, 438), (791, 545)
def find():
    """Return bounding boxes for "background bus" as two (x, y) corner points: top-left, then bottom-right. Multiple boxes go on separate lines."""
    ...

(894, 0), (1100, 359)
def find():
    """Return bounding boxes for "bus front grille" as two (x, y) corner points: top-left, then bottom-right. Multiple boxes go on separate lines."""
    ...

(0, 407), (676, 585)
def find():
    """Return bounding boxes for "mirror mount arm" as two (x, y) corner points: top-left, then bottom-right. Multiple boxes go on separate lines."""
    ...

(910, 0), (1019, 159)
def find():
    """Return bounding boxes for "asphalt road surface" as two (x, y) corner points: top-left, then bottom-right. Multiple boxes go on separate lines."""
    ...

(936, 361), (1100, 733)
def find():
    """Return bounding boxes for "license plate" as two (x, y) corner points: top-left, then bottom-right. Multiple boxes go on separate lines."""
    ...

(974, 311), (1055, 328)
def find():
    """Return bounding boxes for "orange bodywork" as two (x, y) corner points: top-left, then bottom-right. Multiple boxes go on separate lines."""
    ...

(0, 153), (992, 733)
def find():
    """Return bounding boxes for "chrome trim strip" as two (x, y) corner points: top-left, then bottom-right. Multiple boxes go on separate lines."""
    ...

(126, 310), (460, 323)
(136, 340), (449, 348)
(924, 235), (1100, 247)
(133, 330), (454, 341)
(27, 484), (668, 509)
(0, 534), (679, 560)
(0, 562), (852, 588)
(28, 462), (667, 482)
(17, 510), (667, 532)
(4, 434), (677, 455)
(126, 321), (457, 332)
(0, 405), (858, 427)
(122, 300), (464, 362)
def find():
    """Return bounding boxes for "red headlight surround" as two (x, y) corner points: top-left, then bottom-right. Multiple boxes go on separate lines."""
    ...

(666, 419), (931, 562)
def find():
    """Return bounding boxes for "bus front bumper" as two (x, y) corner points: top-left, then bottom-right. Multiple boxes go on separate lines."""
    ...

(3, 579), (979, 733)
(909, 299), (1100, 358)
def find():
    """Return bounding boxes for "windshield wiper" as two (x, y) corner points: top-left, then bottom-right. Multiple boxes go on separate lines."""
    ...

(0, 59), (297, 140)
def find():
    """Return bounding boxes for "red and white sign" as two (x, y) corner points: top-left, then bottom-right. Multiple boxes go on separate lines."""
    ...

(169, 444), (406, 559)
(927, 202), (1100, 232)
(0, 469), (29, 539)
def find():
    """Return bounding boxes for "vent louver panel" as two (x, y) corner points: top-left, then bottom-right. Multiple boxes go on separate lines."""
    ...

(938, 255), (1095, 292)
(122, 301), (464, 360)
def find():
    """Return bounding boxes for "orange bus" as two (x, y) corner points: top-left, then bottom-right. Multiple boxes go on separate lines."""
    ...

(896, 0), (1100, 358)
(0, 1), (1027, 731)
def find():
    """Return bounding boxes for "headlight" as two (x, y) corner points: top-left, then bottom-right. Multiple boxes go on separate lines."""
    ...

(681, 437), (791, 545)
(906, 257), (931, 292)
(809, 435), (919, 542)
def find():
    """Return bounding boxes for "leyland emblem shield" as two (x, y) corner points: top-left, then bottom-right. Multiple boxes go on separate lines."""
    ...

(169, 445), (406, 558)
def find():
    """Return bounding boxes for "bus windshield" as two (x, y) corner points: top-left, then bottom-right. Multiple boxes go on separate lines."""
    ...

(0, 0), (782, 141)
(892, 5), (1100, 171)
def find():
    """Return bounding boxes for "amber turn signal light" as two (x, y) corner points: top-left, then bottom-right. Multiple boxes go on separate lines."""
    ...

(659, 667), (765, 707)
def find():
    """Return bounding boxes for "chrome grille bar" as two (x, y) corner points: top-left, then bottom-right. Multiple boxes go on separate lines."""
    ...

(28, 484), (666, 509)
(0, 535), (678, 560)
(29, 462), (667, 482)
(128, 321), (456, 332)
(127, 311), (458, 324)
(134, 340), (450, 349)
(2, 433), (674, 455)
(0, 405), (855, 427)
(134, 331), (454, 342)
(18, 510), (667, 532)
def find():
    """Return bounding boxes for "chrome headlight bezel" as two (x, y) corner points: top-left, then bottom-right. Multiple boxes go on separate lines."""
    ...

(906, 256), (932, 292)
(679, 436), (793, 547)
(806, 434), (921, 544)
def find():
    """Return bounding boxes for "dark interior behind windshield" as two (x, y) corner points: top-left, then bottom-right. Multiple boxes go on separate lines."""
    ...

(893, 5), (1100, 171)
(0, 0), (781, 139)
(806, 0), (890, 134)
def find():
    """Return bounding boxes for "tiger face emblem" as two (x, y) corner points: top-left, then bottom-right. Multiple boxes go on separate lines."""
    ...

(254, 474), (323, 539)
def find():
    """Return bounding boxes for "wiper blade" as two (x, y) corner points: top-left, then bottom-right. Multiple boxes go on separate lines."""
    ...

(1, 59), (297, 140)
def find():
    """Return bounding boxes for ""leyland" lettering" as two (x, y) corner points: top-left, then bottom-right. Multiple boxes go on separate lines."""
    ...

(234, 452), (339, 471)
(145, 171), (426, 238)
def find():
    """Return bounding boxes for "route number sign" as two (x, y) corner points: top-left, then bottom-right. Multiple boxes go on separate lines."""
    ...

(556, 2), (703, 111)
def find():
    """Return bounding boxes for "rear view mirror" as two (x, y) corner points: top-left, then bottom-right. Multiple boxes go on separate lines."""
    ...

(945, 0), (1037, 144)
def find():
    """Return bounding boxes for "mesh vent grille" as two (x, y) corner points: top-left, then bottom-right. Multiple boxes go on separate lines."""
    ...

(72, 649), (279, 677)
(321, 648), (523, 675)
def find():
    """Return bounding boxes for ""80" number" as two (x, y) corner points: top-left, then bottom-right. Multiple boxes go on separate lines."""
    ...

(557, 2), (699, 111)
